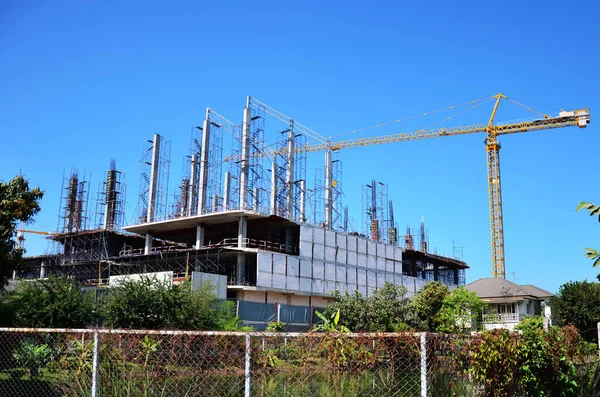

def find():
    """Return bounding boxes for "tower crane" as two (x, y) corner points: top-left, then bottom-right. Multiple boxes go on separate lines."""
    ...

(305, 94), (589, 278)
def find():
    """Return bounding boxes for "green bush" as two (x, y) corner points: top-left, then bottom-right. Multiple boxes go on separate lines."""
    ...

(266, 321), (285, 332)
(12, 341), (51, 379)
(101, 276), (247, 331)
(466, 325), (590, 396)
(326, 282), (423, 332)
(6, 276), (97, 328)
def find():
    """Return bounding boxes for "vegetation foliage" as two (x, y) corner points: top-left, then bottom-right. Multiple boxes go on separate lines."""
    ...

(101, 276), (245, 330)
(1, 275), (249, 331)
(437, 286), (486, 333)
(323, 281), (486, 334)
(0, 176), (44, 291)
(576, 201), (600, 269)
(6, 276), (97, 328)
(552, 280), (600, 343)
(325, 283), (422, 332)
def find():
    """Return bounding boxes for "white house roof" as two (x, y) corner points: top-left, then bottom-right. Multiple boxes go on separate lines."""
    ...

(465, 278), (553, 300)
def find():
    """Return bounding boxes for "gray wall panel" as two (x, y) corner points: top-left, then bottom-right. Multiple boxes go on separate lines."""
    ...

(325, 245), (336, 262)
(273, 253), (286, 275)
(313, 243), (325, 261)
(367, 270), (377, 287)
(367, 255), (377, 269)
(347, 236), (357, 252)
(272, 273), (286, 289)
(312, 279), (324, 294)
(300, 277), (312, 292)
(287, 276), (299, 291)
(287, 257), (300, 277)
(347, 267), (357, 284)
(257, 271), (272, 288)
(257, 252), (272, 273)
(336, 265), (347, 282)
(313, 261), (325, 279)
(313, 228), (325, 244)
(337, 234), (347, 249)
(300, 259), (311, 278)
(325, 264), (336, 281)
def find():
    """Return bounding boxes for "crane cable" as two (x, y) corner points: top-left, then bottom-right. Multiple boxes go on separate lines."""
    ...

(505, 97), (551, 119)
(330, 95), (496, 139)
(417, 97), (496, 131)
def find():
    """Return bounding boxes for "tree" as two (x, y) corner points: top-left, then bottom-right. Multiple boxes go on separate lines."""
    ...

(7, 276), (97, 328)
(101, 276), (240, 330)
(552, 280), (600, 343)
(326, 282), (423, 332)
(576, 202), (600, 270)
(437, 286), (486, 333)
(413, 281), (449, 331)
(0, 175), (44, 290)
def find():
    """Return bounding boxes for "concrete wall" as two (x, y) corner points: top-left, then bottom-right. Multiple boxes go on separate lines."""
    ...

(109, 271), (173, 287)
(191, 271), (227, 300)
(256, 225), (425, 299)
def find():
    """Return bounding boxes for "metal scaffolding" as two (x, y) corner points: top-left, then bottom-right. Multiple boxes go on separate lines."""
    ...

(133, 134), (171, 224)
(93, 160), (126, 230)
(59, 169), (90, 233)
(362, 180), (389, 243)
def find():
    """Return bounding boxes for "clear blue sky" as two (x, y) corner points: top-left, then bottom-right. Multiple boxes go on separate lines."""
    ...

(1, 0), (598, 293)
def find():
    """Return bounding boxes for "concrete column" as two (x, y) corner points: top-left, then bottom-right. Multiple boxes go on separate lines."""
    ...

(147, 134), (161, 223)
(253, 187), (260, 212)
(195, 225), (204, 249)
(198, 109), (211, 215)
(40, 260), (46, 279)
(239, 101), (251, 210)
(299, 180), (306, 223)
(286, 121), (295, 219)
(324, 149), (333, 229)
(103, 166), (117, 229)
(144, 233), (153, 255)
(223, 172), (231, 211)
(238, 216), (248, 248)
(270, 159), (278, 215)
(212, 194), (219, 213)
(179, 179), (189, 218)
(237, 253), (245, 285)
(187, 154), (198, 216)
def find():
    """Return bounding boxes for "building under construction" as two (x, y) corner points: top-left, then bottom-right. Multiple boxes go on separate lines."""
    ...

(21, 96), (468, 327)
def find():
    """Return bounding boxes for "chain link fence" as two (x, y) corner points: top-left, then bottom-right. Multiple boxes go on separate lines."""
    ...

(0, 328), (597, 396)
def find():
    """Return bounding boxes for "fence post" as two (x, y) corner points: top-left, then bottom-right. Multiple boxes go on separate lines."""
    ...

(245, 333), (251, 397)
(420, 332), (427, 397)
(91, 331), (100, 397)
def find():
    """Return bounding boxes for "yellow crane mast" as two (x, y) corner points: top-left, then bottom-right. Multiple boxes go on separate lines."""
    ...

(298, 94), (589, 278)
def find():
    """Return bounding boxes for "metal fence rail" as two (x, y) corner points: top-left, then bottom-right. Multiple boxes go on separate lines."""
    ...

(0, 328), (595, 396)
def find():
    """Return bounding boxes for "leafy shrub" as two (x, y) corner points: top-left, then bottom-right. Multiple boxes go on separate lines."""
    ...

(12, 341), (51, 378)
(437, 286), (486, 333)
(326, 282), (423, 332)
(266, 321), (285, 332)
(7, 276), (97, 327)
(515, 315), (544, 333)
(466, 325), (590, 396)
(101, 276), (247, 330)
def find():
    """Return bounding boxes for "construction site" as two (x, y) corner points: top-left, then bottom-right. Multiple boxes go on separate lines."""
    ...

(19, 94), (590, 329)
